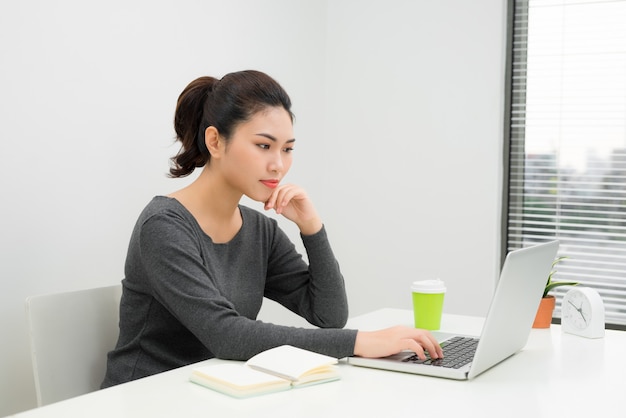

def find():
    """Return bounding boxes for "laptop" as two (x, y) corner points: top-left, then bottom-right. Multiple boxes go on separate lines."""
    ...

(348, 240), (560, 380)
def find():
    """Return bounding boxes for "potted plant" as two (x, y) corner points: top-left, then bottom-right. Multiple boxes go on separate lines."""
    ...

(533, 256), (578, 328)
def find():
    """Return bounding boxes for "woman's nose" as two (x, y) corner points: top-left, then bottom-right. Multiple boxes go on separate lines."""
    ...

(268, 153), (284, 173)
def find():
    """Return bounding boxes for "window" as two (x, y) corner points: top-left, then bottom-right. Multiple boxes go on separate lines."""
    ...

(506, 0), (626, 329)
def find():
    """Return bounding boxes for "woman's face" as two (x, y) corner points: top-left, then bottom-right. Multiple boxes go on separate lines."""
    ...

(220, 106), (295, 203)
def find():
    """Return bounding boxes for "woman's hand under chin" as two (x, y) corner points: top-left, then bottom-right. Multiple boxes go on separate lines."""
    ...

(263, 183), (322, 235)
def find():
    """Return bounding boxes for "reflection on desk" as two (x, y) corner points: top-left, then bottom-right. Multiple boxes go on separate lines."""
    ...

(11, 308), (626, 418)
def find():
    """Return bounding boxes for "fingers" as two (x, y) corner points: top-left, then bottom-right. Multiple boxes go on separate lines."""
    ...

(264, 184), (302, 214)
(275, 185), (300, 215)
(405, 339), (427, 360)
(405, 332), (443, 360)
(263, 185), (321, 234)
(418, 332), (444, 359)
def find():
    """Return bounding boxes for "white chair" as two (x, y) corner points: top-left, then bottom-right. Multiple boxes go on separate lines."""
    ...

(25, 284), (122, 406)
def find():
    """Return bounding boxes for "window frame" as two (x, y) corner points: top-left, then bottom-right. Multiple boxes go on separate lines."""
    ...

(502, 0), (626, 331)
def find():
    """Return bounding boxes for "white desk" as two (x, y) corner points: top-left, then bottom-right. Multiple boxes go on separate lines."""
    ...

(12, 309), (626, 418)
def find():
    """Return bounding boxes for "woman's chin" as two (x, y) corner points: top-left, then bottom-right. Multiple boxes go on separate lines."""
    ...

(243, 192), (270, 205)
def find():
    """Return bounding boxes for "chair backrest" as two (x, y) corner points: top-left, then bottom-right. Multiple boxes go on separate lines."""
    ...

(25, 284), (122, 406)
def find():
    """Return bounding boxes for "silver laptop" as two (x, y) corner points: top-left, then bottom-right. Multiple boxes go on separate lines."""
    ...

(348, 240), (560, 380)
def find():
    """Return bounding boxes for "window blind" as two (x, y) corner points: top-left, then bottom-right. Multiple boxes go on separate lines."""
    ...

(507, 0), (626, 328)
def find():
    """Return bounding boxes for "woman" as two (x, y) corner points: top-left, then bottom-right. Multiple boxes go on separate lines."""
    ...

(101, 70), (442, 388)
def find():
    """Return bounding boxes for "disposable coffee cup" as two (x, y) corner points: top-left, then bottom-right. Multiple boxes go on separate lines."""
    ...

(411, 279), (446, 330)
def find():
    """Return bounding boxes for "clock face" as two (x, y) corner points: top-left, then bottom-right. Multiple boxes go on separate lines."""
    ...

(562, 290), (591, 330)
(561, 287), (605, 338)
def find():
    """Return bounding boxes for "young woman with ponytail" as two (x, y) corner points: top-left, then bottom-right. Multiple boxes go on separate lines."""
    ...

(101, 70), (442, 387)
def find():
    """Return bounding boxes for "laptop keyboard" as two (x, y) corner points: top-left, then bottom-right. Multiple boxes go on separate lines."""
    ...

(402, 336), (479, 369)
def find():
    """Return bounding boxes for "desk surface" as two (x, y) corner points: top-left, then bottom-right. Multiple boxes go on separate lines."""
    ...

(12, 309), (626, 418)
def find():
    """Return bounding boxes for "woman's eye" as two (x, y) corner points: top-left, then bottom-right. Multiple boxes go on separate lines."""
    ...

(283, 147), (294, 153)
(257, 144), (270, 150)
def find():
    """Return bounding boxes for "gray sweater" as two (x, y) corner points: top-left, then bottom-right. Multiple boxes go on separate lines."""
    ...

(101, 196), (357, 388)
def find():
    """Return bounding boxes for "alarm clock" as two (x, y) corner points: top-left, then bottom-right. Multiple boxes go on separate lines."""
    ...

(561, 287), (605, 338)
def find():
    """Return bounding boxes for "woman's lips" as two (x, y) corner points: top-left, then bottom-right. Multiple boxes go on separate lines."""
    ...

(260, 179), (279, 189)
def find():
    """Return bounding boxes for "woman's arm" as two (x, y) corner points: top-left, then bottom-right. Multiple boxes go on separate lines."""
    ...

(264, 225), (349, 328)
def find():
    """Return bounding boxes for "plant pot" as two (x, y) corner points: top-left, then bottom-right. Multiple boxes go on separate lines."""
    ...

(533, 295), (555, 328)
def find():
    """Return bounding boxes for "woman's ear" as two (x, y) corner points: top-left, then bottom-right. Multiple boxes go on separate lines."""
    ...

(204, 126), (221, 157)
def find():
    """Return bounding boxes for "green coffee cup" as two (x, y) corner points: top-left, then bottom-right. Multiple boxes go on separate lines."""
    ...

(411, 279), (446, 330)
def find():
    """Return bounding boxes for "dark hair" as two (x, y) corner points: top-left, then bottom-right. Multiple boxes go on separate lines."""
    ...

(169, 70), (294, 178)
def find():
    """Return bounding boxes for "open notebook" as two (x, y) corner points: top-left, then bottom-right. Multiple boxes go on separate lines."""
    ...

(348, 240), (559, 380)
(190, 345), (339, 398)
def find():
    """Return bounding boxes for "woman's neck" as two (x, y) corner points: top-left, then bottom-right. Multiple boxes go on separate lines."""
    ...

(168, 169), (243, 243)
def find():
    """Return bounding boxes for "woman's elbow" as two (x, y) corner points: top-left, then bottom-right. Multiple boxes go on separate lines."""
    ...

(313, 306), (349, 328)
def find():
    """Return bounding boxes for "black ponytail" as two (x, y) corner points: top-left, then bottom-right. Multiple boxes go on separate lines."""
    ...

(169, 76), (217, 178)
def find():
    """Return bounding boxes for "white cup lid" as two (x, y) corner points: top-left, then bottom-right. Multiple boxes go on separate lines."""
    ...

(411, 279), (446, 293)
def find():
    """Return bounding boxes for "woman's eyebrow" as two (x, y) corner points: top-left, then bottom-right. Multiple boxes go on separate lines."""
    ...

(256, 133), (296, 143)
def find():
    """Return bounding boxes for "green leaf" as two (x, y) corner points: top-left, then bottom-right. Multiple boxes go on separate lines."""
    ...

(543, 256), (577, 298)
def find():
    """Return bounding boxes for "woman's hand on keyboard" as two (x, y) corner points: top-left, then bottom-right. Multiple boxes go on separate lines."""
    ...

(353, 325), (444, 360)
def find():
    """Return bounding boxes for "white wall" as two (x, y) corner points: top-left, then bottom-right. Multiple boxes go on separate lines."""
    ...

(0, 0), (507, 415)
(320, 0), (507, 317)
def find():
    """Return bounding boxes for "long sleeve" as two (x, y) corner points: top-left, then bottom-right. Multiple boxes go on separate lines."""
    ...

(264, 226), (349, 328)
